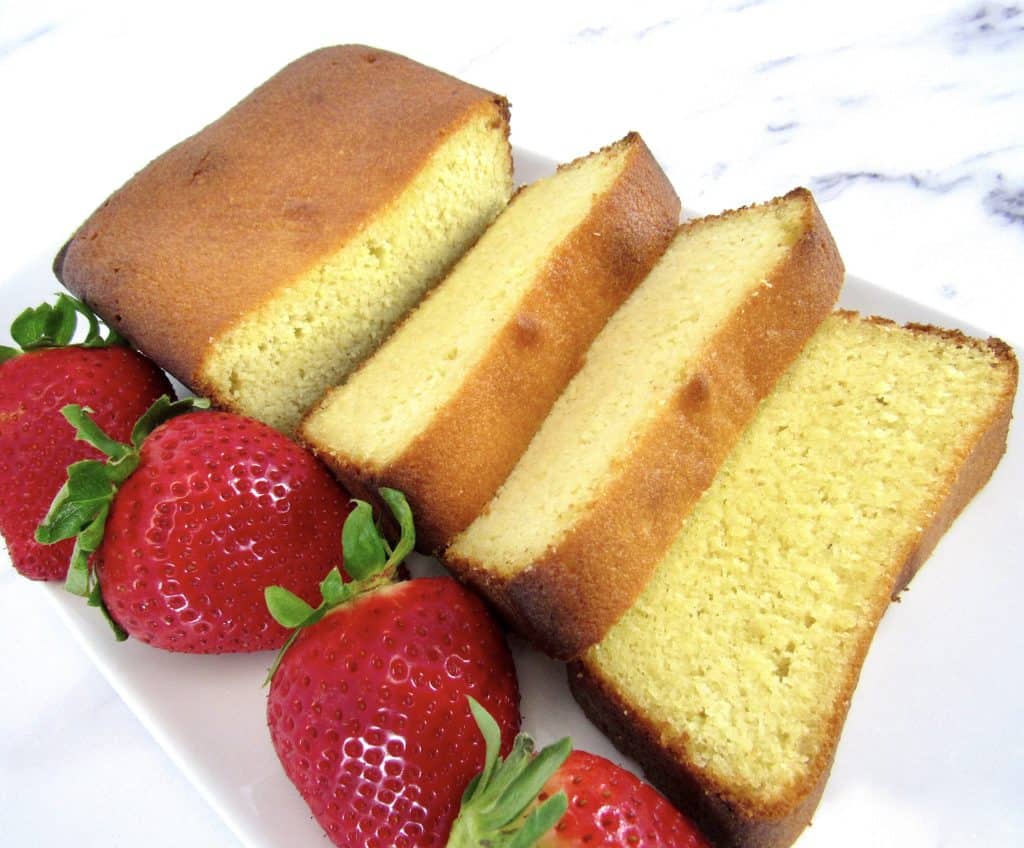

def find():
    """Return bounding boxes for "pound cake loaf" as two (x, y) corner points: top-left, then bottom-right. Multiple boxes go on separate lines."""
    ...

(301, 134), (680, 552)
(446, 188), (844, 659)
(570, 313), (1018, 848)
(55, 45), (513, 432)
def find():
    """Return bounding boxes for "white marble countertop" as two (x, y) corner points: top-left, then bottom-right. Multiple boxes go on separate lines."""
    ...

(1, 2), (1021, 846)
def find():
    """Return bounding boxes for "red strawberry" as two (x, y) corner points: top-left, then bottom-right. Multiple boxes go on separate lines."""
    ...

(265, 490), (521, 848)
(447, 703), (709, 848)
(37, 397), (352, 652)
(0, 294), (172, 580)
(533, 751), (708, 847)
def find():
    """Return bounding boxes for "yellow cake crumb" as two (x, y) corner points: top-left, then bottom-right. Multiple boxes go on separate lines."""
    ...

(584, 313), (1017, 806)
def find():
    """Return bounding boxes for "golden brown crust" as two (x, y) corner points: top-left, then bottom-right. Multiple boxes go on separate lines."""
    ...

(55, 45), (509, 388)
(888, 331), (1017, 595)
(451, 189), (844, 660)
(569, 321), (1018, 848)
(307, 133), (681, 553)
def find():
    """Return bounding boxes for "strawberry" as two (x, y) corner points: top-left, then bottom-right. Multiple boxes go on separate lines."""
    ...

(264, 490), (521, 848)
(532, 751), (709, 847)
(0, 294), (172, 580)
(448, 701), (709, 847)
(36, 397), (352, 652)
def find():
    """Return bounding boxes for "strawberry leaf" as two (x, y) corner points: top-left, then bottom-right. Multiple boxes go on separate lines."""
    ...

(481, 737), (572, 832)
(130, 395), (209, 448)
(36, 459), (120, 544)
(446, 698), (571, 848)
(263, 582), (338, 685)
(77, 500), (110, 551)
(88, 580), (128, 641)
(339, 489), (415, 583)
(52, 296), (78, 345)
(380, 486), (415, 565)
(468, 696), (503, 798)
(341, 500), (387, 580)
(63, 404), (133, 461)
(64, 539), (92, 596)
(506, 796), (569, 848)
(263, 488), (417, 685)
(486, 735), (535, 802)
(319, 567), (347, 606)
(66, 295), (110, 347)
(7, 294), (120, 353)
(11, 303), (58, 349)
(265, 586), (317, 628)
(39, 394), (199, 556)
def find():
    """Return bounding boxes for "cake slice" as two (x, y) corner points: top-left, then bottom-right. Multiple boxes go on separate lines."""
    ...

(446, 189), (844, 659)
(55, 45), (513, 432)
(301, 134), (680, 552)
(570, 313), (1018, 848)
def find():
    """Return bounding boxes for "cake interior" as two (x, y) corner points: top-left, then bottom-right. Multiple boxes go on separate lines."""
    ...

(451, 193), (810, 577)
(583, 313), (1014, 808)
(200, 106), (512, 433)
(302, 137), (633, 463)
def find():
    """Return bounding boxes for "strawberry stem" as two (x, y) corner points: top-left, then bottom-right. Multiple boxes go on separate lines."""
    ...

(263, 487), (415, 685)
(445, 697), (571, 848)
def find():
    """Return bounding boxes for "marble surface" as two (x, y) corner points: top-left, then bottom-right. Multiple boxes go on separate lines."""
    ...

(0, 2), (1021, 846)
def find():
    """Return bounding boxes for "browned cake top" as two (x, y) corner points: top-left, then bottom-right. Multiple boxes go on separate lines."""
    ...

(57, 45), (508, 383)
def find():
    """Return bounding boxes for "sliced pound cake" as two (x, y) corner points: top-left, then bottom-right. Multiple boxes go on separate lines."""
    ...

(301, 134), (680, 552)
(570, 313), (1018, 848)
(446, 189), (844, 659)
(56, 45), (513, 432)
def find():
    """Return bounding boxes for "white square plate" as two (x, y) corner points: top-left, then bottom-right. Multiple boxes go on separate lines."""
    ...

(5, 150), (1022, 847)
